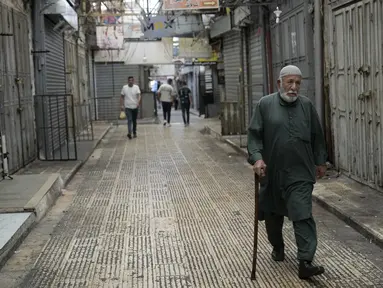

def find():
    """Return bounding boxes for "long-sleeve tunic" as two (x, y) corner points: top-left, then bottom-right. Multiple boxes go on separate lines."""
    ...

(247, 93), (328, 222)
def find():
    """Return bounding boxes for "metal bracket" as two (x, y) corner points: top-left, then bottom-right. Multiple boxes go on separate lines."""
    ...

(358, 64), (371, 76)
(0, 33), (13, 36)
(31, 50), (50, 54)
(358, 90), (372, 101)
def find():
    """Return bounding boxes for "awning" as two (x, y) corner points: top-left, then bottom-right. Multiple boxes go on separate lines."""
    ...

(42, 0), (78, 31)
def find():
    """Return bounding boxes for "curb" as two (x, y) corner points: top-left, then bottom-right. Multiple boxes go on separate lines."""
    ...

(190, 109), (200, 117)
(312, 194), (383, 249)
(0, 125), (112, 270)
(63, 124), (112, 187)
(0, 213), (36, 269)
(201, 124), (383, 249)
(203, 125), (247, 156)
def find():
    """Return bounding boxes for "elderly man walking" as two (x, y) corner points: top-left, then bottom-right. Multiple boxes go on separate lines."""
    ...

(247, 65), (328, 279)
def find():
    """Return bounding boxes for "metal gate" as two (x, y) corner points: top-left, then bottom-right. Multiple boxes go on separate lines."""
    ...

(328, 0), (383, 190)
(270, 1), (315, 103)
(0, 4), (36, 173)
(93, 62), (140, 122)
(34, 18), (93, 161)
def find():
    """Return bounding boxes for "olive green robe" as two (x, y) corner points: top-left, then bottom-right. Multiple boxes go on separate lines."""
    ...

(247, 93), (328, 222)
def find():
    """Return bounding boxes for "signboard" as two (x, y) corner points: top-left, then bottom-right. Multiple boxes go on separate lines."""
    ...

(179, 38), (212, 58)
(96, 25), (124, 49)
(143, 16), (176, 39)
(124, 23), (143, 39)
(94, 38), (174, 63)
(162, 0), (219, 11)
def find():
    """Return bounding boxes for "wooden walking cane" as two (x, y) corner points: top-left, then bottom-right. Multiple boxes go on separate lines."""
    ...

(251, 173), (260, 280)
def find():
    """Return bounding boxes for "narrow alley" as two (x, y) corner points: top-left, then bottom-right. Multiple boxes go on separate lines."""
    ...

(1, 113), (383, 287)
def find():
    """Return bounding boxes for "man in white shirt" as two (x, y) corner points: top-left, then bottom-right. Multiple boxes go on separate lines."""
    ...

(120, 76), (141, 139)
(157, 78), (175, 126)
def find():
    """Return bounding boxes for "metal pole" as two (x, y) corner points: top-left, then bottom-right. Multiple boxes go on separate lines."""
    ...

(111, 50), (116, 125)
(260, 6), (269, 96)
(91, 50), (97, 120)
(314, 0), (324, 128)
(32, 0), (47, 157)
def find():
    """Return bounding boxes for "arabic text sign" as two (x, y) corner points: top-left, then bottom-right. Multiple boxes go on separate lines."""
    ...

(162, 0), (219, 11)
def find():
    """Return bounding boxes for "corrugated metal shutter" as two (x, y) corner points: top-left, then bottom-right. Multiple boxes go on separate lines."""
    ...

(94, 62), (140, 120)
(248, 25), (264, 116)
(205, 67), (213, 94)
(44, 18), (67, 156)
(270, 2), (314, 103)
(223, 31), (241, 101)
(212, 66), (220, 103)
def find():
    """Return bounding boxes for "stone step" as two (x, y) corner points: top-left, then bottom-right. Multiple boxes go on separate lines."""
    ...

(0, 173), (62, 268)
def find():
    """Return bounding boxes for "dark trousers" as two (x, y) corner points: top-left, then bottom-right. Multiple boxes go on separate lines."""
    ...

(181, 103), (190, 124)
(174, 99), (179, 110)
(162, 101), (172, 123)
(153, 93), (158, 116)
(125, 108), (138, 135)
(265, 213), (317, 261)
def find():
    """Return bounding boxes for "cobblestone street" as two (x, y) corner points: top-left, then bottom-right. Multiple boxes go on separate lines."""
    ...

(1, 118), (383, 287)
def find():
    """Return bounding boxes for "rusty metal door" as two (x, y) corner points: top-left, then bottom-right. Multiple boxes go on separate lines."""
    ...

(0, 5), (36, 173)
(328, 0), (383, 190)
(270, 1), (315, 103)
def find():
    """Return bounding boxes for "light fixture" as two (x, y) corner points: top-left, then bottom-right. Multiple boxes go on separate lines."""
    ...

(274, 6), (282, 24)
(143, 56), (147, 62)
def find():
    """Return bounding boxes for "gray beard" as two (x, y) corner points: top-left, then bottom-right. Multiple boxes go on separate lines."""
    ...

(279, 87), (298, 103)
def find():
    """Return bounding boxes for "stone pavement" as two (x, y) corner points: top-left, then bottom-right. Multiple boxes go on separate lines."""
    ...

(1, 120), (383, 287)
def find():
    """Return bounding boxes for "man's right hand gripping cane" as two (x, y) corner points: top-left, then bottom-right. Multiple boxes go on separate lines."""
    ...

(253, 160), (267, 178)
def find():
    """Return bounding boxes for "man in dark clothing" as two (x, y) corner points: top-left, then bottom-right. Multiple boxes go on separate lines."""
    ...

(178, 81), (192, 126)
(247, 65), (328, 280)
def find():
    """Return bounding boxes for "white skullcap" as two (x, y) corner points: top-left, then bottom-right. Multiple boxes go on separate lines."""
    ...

(279, 65), (302, 79)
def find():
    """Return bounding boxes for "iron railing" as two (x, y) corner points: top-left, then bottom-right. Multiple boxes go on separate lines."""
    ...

(91, 96), (120, 124)
(72, 101), (94, 141)
(34, 94), (94, 161)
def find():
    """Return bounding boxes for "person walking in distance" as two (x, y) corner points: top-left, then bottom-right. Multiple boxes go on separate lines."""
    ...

(247, 65), (328, 279)
(157, 78), (175, 127)
(178, 81), (192, 126)
(120, 76), (141, 139)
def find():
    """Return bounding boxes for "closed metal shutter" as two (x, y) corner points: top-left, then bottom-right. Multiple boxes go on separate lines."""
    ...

(44, 18), (67, 156)
(212, 66), (220, 104)
(270, 2), (314, 102)
(205, 66), (213, 94)
(223, 31), (241, 101)
(94, 62), (140, 120)
(248, 25), (264, 116)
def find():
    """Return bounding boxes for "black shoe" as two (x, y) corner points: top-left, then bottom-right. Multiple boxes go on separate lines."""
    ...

(133, 133), (137, 138)
(271, 247), (285, 262)
(298, 261), (325, 279)
(127, 134), (132, 139)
